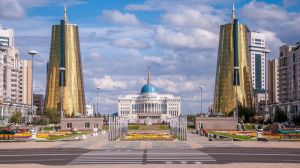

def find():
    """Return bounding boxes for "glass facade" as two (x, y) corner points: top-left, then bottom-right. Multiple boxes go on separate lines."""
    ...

(213, 20), (253, 115)
(255, 54), (262, 89)
(44, 21), (86, 117)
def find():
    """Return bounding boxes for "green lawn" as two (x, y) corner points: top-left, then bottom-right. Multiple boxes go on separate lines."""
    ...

(128, 124), (169, 130)
(210, 131), (255, 141)
(46, 131), (92, 141)
(244, 124), (256, 130)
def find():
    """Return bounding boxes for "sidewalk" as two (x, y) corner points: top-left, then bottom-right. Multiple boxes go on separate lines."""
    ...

(1, 133), (300, 150)
(0, 163), (299, 168)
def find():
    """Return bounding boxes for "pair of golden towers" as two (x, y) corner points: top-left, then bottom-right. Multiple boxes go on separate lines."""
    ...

(44, 1), (253, 117)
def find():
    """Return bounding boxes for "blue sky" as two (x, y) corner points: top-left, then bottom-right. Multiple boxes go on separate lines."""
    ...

(0, 0), (299, 114)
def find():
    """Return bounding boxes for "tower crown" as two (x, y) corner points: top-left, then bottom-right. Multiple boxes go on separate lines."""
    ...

(231, 0), (236, 23)
(63, 1), (68, 22)
(147, 66), (150, 84)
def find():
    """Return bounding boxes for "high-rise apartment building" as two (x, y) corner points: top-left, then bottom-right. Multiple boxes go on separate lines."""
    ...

(0, 25), (31, 120)
(278, 44), (299, 103)
(268, 59), (279, 104)
(213, 2), (253, 115)
(247, 31), (270, 91)
(277, 43), (300, 120)
(45, 5), (86, 117)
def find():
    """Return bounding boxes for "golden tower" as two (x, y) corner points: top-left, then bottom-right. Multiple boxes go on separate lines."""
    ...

(44, 4), (86, 117)
(213, 0), (253, 115)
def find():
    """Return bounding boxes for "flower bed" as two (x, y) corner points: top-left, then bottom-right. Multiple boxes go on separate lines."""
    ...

(14, 133), (32, 139)
(121, 133), (175, 141)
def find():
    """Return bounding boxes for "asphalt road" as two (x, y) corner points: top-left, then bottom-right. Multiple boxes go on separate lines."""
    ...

(0, 148), (299, 165)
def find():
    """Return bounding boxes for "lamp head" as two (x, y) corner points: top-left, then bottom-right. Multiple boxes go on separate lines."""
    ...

(28, 50), (38, 56)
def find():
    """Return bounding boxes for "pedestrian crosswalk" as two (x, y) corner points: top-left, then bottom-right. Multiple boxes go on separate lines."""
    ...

(146, 149), (216, 164)
(68, 149), (216, 165)
(69, 150), (143, 164)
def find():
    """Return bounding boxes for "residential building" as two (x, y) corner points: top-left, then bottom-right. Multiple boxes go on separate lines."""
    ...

(0, 25), (31, 121)
(268, 58), (279, 104)
(272, 43), (300, 120)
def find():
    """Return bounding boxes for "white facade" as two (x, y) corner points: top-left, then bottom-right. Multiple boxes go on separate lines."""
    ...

(247, 31), (270, 91)
(118, 80), (181, 123)
(0, 25), (31, 121)
(86, 104), (94, 117)
(268, 58), (279, 104)
(0, 25), (14, 47)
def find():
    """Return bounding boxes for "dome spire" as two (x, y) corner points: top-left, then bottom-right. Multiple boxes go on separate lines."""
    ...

(147, 66), (150, 84)
(231, 0), (236, 23)
(63, 0), (68, 22)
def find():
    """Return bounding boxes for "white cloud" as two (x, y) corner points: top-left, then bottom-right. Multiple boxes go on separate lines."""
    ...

(152, 78), (198, 94)
(154, 26), (218, 50)
(241, 1), (288, 21)
(125, 4), (152, 11)
(144, 56), (163, 64)
(87, 52), (103, 61)
(0, 0), (25, 19)
(240, 1), (300, 43)
(101, 10), (142, 26)
(111, 38), (150, 49)
(161, 5), (224, 30)
(260, 30), (284, 58)
(93, 76), (127, 91)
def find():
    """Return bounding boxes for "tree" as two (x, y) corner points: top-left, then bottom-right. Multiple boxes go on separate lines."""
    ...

(274, 107), (287, 122)
(238, 105), (255, 123)
(10, 111), (22, 124)
(32, 116), (49, 125)
(44, 108), (60, 124)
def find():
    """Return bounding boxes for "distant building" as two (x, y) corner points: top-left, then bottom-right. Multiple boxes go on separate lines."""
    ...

(0, 25), (31, 121)
(268, 59), (279, 104)
(33, 94), (44, 115)
(118, 68), (181, 123)
(86, 104), (94, 117)
(254, 92), (268, 116)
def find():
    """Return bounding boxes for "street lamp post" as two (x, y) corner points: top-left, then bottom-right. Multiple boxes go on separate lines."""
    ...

(59, 67), (66, 118)
(97, 87), (100, 115)
(199, 86), (203, 114)
(0, 45), (4, 119)
(28, 50), (38, 123)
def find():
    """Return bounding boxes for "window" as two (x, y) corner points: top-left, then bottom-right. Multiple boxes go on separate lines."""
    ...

(85, 123), (90, 128)
(293, 53), (296, 63)
(67, 123), (72, 128)
(94, 123), (98, 128)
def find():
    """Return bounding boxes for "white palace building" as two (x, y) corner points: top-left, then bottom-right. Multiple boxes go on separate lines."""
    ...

(118, 68), (181, 123)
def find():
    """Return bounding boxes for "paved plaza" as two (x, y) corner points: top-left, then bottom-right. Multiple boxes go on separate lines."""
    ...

(0, 133), (300, 168)
(0, 133), (300, 167)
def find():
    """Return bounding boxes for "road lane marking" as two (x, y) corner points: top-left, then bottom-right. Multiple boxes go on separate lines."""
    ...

(0, 154), (79, 157)
(207, 152), (300, 156)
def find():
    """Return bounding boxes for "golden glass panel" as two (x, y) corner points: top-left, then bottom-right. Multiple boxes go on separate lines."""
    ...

(213, 23), (253, 115)
(44, 24), (86, 117)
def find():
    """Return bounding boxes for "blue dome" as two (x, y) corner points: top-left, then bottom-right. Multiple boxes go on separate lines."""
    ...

(141, 84), (156, 94)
